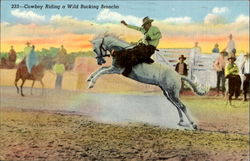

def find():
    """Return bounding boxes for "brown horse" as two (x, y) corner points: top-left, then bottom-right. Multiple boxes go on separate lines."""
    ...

(15, 59), (45, 96)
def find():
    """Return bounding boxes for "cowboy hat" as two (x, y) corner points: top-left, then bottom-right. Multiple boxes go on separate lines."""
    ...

(26, 42), (31, 45)
(178, 55), (186, 60)
(227, 56), (236, 61)
(142, 16), (154, 26)
(244, 52), (250, 56)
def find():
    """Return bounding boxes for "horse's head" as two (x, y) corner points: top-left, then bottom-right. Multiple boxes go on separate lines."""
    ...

(91, 37), (110, 65)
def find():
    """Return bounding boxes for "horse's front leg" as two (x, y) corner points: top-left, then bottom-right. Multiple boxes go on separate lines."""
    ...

(88, 66), (122, 88)
(87, 66), (110, 82)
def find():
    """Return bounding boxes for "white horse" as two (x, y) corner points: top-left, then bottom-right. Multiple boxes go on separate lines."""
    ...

(88, 34), (209, 129)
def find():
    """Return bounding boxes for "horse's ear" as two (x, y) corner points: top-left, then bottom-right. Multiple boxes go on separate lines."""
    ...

(89, 40), (93, 44)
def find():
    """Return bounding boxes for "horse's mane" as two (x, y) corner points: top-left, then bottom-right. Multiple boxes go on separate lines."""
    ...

(92, 33), (127, 44)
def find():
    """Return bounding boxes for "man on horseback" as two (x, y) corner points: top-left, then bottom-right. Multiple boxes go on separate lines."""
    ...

(26, 45), (39, 74)
(112, 16), (162, 76)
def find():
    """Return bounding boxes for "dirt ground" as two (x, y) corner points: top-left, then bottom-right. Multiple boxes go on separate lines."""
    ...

(0, 87), (249, 161)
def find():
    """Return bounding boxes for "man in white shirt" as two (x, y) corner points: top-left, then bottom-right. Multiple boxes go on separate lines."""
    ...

(225, 34), (236, 56)
(189, 42), (201, 79)
(241, 52), (250, 101)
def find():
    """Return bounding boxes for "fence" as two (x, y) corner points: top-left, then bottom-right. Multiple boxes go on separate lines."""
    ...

(153, 48), (245, 88)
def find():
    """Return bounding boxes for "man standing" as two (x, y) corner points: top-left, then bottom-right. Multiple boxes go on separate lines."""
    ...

(8, 45), (16, 66)
(241, 52), (250, 101)
(112, 16), (162, 76)
(212, 43), (219, 53)
(190, 42), (201, 66)
(213, 51), (227, 96)
(57, 45), (67, 65)
(225, 55), (241, 101)
(225, 34), (236, 56)
(53, 60), (65, 89)
(189, 42), (201, 79)
(175, 55), (188, 93)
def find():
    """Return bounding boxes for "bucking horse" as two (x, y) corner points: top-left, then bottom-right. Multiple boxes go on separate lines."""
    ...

(87, 34), (210, 130)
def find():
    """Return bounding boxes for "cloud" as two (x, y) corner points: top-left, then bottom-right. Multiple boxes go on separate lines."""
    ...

(50, 14), (98, 34)
(235, 14), (249, 24)
(162, 16), (191, 24)
(97, 9), (141, 26)
(212, 7), (229, 14)
(204, 13), (227, 24)
(11, 9), (45, 23)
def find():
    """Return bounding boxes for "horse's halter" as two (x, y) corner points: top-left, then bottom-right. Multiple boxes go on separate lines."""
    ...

(96, 38), (110, 59)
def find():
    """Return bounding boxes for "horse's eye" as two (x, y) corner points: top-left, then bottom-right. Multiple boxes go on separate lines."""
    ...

(93, 49), (97, 53)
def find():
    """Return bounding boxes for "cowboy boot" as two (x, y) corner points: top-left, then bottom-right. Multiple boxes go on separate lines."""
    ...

(144, 58), (154, 64)
(122, 66), (132, 77)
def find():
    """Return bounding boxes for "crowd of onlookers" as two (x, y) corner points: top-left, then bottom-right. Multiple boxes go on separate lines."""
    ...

(175, 34), (249, 101)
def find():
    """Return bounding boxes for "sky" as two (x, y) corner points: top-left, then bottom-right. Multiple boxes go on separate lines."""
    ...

(0, 0), (249, 53)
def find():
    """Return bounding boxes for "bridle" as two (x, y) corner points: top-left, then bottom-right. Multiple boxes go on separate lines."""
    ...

(96, 38), (110, 59)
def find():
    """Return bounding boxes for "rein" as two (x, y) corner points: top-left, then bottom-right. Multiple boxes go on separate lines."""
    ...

(96, 38), (110, 59)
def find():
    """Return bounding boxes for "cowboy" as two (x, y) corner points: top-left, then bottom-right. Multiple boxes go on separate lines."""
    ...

(225, 55), (241, 101)
(8, 45), (17, 63)
(212, 43), (219, 53)
(175, 55), (188, 76)
(213, 51), (227, 96)
(53, 59), (65, 89)
(112, 16), (162, 76)
(26, 45), (39, 74)
(23, 42), (32, 60)
(241, 52), (250, 101)
(57, 45), (67, 65)
(175, 55), (188, 93)
(224, 34), (236, 56)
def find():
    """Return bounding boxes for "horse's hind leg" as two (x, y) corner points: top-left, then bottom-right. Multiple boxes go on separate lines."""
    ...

(40, 80), (44, 96)
(20, 79), (26, 96)
(15, 70), (21, 94)
(161, 87), (197, 129)
(15, 78), (20, 94)
(172, 96), (197, 129)
(160, 87), (184, 124)
(31, 80), (35, 95)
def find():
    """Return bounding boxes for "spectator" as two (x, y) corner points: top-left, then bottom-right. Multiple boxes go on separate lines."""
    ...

(225, 55), (241, 101)
(73, 57), (87, 90)
(225, 34), (236, 56)
(57, 45), (67, 65)
(213, 51), (227, 96)
(241, 52), (250, 101)
(175, 55), (188, 93)
(190, 42), (201, 66)
(8, 45), (16, 67)
(53, 60), (65, 89)
(190, 42), (201, 79)
(212, 43), (219, 53)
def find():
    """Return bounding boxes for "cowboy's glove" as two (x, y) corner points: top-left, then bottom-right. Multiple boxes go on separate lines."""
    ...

(121, 20), (127, 26)
(145, 36), (151, 41)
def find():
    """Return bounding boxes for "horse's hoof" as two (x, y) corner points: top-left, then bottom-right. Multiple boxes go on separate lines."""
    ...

(88, 84), (94, 89)
(178, 121), (186, 127)
(192, 124), (198, 130)
(21, 94), (25, 97)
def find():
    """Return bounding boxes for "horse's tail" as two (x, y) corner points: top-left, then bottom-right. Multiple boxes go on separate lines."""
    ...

(181, 76), (210, 96)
